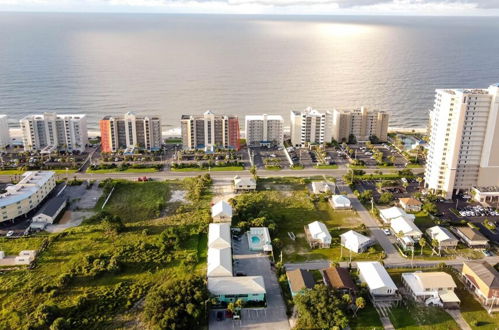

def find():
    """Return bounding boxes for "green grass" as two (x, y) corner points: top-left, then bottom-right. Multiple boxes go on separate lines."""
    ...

(290, 165), (304, 170)
(264, 166), (282, 171)
(0, 169), (78, 175)
(0, 235), (48, 256)
(414, 212), (434, 231)
(87, 167), (159, 174)
(171, 166), (244, 172)
(100, 180), (171, 222)
(350, 301), (383, 330)
(356, 174), (401, 180)
(257, 191), (383, 262)
(406, 164), (424, 168)
(315, 164), (339, 169)
(349, 165), (367, 169)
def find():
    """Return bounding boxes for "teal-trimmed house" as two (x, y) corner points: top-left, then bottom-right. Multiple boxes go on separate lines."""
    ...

(208, 276), (266, 304)
(286, 268), (315, 297)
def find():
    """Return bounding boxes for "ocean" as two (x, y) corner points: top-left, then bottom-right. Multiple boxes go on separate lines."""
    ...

(0, 13), (498, 135)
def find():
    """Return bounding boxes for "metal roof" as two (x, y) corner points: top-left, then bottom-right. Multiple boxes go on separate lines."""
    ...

(37, 196), (67, 217)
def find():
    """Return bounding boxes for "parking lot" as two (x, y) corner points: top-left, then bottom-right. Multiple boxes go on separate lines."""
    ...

(251, 147), (289, 169)
(344, 143), (408, 167)
(209, 232), (289, 330)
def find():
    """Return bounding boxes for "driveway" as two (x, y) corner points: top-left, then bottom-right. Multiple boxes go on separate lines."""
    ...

(209, 233), (290, 330)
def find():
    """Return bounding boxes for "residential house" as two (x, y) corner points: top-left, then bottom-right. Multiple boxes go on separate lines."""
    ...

(340, 230), (374, 253)
(399, 198), (423, 212)
(311, 181), (332, 195)
(233, 176), (257, 192)
(286, 269), (315, 297)
(330, 195), (352, 210)
(357, 261), (398, 297)
(390, 216), (423, 239)
(323, 267), (356, 294)
(211, 200), (233, 223)
(208, 276), (266, 304)
(305, 221), (332, 248)
(426, 226), (458, 249)
(455, 227), (488, 248)
(402, 272), (460, 309)
(462, 261), (499, 307)
(379, 207), (415, 224)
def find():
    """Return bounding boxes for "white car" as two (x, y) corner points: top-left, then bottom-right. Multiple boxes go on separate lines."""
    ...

(383, 229), (391, 235)
(6, 230), (14, 237)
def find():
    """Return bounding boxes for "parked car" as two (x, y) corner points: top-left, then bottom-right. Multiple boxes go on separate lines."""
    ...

(216, 311), (224, 321)
(383, 229), (391, 236)
(236, 272), (247, 276)
(6, 230), (14, 237)
(482, 250), (493, 257)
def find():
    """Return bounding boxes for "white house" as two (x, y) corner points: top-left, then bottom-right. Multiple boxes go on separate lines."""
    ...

(306, 221), (332, 248)
(208, 223), (232, 249)
(402, 272), (460, 308)
(379, 207), (415, 224)
(211, 200), (233, 223)
(357, 261), (398, 296)
(340, 230), (374, 253)
(399, 198), (423, 212)
(311, 181), (332, 194)
(391, 216), (423, 239)
(234, 176), (257, 192)
(426, 226), (458, 249)
(32, 196), (67, 224)
(207, 247), (233, 277)
(329, 195), (352, 210)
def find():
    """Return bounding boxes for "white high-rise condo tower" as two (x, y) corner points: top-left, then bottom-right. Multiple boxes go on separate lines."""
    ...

(425, 84), (499, 199)
(290, 107), (332, 147)
(20, 113), (88, 153)
(0, 115), (10, 148)
(245, 114), (284, 147)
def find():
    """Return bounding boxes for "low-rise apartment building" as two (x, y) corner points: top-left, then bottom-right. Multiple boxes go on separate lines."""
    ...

(0, 171), (56, 223)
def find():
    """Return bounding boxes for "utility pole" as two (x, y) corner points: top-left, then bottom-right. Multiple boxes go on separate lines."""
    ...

(371, 198), (374, 213)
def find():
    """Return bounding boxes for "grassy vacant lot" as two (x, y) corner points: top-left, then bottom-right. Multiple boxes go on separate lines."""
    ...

(0, 179), (211, 329)
(97, 180), (172, 222)
(0, 235), (47, 256)
(350, 301), (383, 330)
(171, 166), (244, 172)
(0, 169), (78, 175)
(249, 188), (384, 262)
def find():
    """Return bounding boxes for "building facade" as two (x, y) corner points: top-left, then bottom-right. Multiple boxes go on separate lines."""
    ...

(425, 84), (499, 199)
(331, 107), (389, 143)
(20, 113), (88, 152)
(245, 114), (284, 147)
(290, 107), (332, 147)
(0, 171), (56, 223)
(181, 111), (240, 150)
(99, 112), (162, 153)
(0, 115), (10, 148)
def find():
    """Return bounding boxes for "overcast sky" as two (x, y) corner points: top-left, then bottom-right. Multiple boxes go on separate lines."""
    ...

(0, 0), (498, 15)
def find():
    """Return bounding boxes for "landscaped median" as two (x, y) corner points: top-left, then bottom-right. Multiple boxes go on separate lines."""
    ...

(87, 163), (162, 174)
(0, 169), (78, 175)
(170, 165), (244, 172)
(315, 164), (339, 169)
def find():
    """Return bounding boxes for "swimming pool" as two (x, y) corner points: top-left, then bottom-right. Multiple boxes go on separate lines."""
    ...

(251, 236), (261, 244)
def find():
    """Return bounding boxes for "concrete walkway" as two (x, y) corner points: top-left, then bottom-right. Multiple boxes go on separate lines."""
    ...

(446, 309), (472, 330)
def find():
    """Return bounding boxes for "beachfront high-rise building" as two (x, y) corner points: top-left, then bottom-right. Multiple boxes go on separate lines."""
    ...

(425, 84), (499, 199)
(290, 107), (332, 147)
(181, 111), (240, 150)
(245, 114), (284, 147)
(0, 115), (10, 148)
(99, 112), (162, 153)
(331, 107), (390, 143)
(20, 113), (88, 153)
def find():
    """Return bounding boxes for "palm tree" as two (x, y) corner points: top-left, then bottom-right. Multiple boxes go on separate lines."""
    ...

(353, 297), (365, 317)
(342, 294), (352, 305)
(432, 238), (441, 256)
(419, 237), (426, 255)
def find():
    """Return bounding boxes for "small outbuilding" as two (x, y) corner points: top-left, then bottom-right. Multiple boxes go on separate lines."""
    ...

(211, 200), (233, 223)
(329, 195), (352, 210)
(311, 181), (333, 195)
(32, 196), (67, 224)
(340, 230), (374, 253)
(234, 176), (257, 192)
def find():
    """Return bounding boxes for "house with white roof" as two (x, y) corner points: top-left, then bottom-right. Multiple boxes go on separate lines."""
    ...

(402, 271), (460, 309)
(329, 195), (352, 210)
(233, 175), (256, 192)
(208, 276), (266, 303)
(305, 221), (332, 248)
(390, 216), (423, 239)
(207, 247), (233, 277)
(340, 230), (374, 253)
(426, 226), (458, 249)
(379, 206), (415, 224)
(211, 200), (233, 223)
(357, 261), (398, 297)
(208, 223), (231, 249)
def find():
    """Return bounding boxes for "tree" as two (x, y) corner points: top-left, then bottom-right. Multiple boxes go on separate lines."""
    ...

(348, 134), (357, 145)
(294, 285), (349, 329)
(419, 237), (426, 255)
(342, 294), (352, 305)
(249, 166), (257, 178)
(353, 297), (365, 317)
(378, 192), (394, 205)
(432, 238), (441, 256)
(423, 202), (438, 215)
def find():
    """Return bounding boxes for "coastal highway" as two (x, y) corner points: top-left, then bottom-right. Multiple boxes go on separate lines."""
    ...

(0, 167), (424, 182)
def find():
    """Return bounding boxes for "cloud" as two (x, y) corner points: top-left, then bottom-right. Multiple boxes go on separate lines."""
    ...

(0, 0), (498, 13)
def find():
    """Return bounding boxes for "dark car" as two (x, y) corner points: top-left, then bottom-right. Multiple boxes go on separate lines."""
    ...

(236, 272), (247, 276)
(216, 311), (224, 321)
